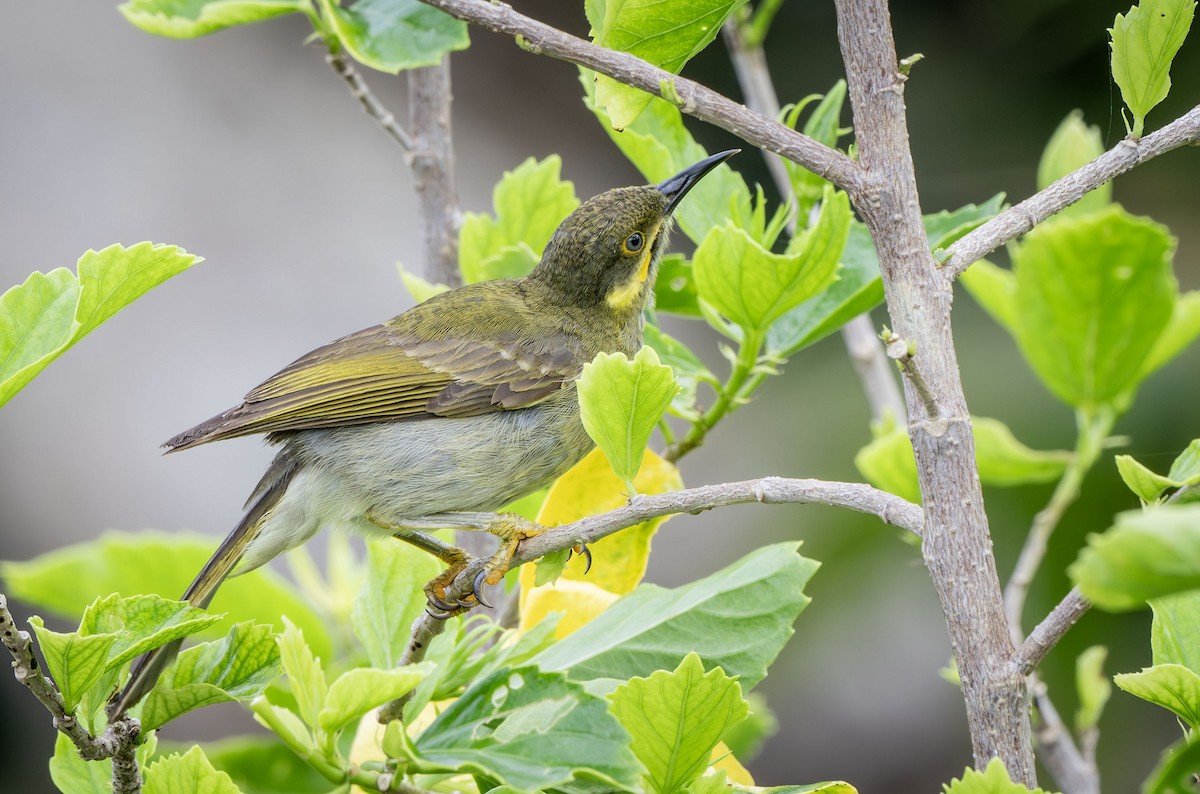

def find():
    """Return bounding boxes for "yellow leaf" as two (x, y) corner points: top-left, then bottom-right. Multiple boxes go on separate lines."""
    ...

(519, 578), (619, 639)
(710, 741), (754, 786)
(520, 448), (682, 610)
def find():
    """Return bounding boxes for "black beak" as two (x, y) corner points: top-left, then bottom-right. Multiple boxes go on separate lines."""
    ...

(658, 149), (740, 215)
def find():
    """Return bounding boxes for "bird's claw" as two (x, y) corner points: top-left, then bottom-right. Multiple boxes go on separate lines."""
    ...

(471, 569), (493, 608)
(568, 542), (593, 574)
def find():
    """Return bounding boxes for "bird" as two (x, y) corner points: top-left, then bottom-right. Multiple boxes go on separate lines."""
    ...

(109, 149), (738, 717)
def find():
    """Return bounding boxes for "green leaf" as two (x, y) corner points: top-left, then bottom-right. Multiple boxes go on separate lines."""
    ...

(28, 618), (116, 714)
(766, 222), (884, 358)
(1152, 591), (1200, 669)
(720, 691), (777, 763)
(654, 254), (702, 317)
(80, 593), (225, 670)
(1075, 645), (1111, 732)
(50, 732), (111, 794)
(1037, 111), (1110, 217)
(688, 770), (732, 794)
(414, 666), (641, 793)
(1, 530), (331, 662)
(326, 0), (469, 73)
(578, 346), (679, 491)
(1168, 439), (1200, 483)
(351, 538), (442, 669)
(179, 735), (330, 794)
(644, 323), (714, 420)
(144, 745), (241, 794)
(694, 188), (849, 333)
(753, 785), (859, 794)
(942, 758), (1056, 794)
(119, 0), (307, 38)
(277, 618), (327, 730)
(396, 262), (451, 304)
(140, 622), (281, 731)
(1071, 504), (1200, 610)
(1114, 664), (1200, 727)
(610, 652), (749, 794)
(588, 0), (748, 129)
(1116, 454), (1182, 502)
(1109, 0), (1195, 137)
(0, 243), (199, 408)
(1139, 290), (1200, 379)
(582, 82), (751, 246)
(459, 157), (579, 284)
(1010, 208), (1177, 409)
(1143, 734), (1200, 794)
(532, 543), (817, 691)
(318, 665), (430, 734)
(784, 81), (849, 220)
(855, 416), (1071, 503)
(924, 194), (1007, 254)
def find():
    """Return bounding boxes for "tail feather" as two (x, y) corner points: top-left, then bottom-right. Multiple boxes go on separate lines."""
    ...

(107, 458), (297, 719)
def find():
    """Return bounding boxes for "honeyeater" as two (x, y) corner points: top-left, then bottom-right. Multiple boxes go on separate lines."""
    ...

(110, 149), (737, 715)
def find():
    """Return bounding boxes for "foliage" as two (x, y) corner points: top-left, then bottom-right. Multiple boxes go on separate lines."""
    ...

(4, 0), (1200, 792)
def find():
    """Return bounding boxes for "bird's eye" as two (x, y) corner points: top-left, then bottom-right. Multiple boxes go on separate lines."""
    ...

(624, 232), (644, 253)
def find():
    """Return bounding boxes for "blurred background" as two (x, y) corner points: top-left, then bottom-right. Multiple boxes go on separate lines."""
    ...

(2, 0), (1198, 790)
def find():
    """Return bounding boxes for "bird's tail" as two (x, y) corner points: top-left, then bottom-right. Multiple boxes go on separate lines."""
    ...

(107, 459), (297, 719)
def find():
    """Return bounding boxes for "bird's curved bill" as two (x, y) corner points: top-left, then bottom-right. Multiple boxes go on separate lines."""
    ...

(658, 149), (740, 215)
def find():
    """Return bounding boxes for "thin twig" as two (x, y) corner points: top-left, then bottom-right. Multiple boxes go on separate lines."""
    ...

(325, 52), (416, 152)
(414, 0), (865, 195)
(882, 329), (939, 419)
(1004, 412), (1111, 640)
(377, 476), (923, 722)
(1033, 679), (1101, 794)
(1014, 586), (1092, 677)
(942, 104), (1200, 279)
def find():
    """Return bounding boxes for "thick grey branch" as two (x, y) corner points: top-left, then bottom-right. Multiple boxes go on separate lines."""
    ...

(378, 476), (921, 723)
(415, 0), (865, 195)
(834, 0), (1034, 781)
(408, 59), (463, 287)
(1014, 587), (1091, 677)
(943, 104), (1200, 279)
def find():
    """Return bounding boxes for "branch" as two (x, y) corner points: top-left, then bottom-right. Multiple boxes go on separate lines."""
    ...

(377, 476), (922, 723)
(326, 52), (416, 152)
(1, 594), (144, 793)
(408, 59), (463, 287)
(1032, 679), (1101, 794)
(942, 104), (1200, 279)
(834, 0), (1034, 781)
(415, 0), (865, 196)
(1014, 587), (1091, 677)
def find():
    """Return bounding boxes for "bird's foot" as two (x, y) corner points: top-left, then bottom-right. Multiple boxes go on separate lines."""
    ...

(479, 514), (546, 586)
(567, 542), (593, 574)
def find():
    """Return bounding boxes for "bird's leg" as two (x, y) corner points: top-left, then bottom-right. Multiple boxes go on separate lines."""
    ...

(372, 512), (547, 616)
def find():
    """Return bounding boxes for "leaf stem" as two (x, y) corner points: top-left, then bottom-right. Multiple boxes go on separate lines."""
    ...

(745, 0), (786, 48)
(665, 328), (765, 461)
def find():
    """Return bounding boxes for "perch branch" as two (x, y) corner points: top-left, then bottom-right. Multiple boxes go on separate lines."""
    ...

(942, 104), (1200, 279)
(408, 59), (463, 286)
(414, 0), (865, 196)
(377, 476), (923, 723)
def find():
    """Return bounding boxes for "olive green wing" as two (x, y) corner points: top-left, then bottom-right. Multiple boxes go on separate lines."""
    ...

(165, 289), (586, 452)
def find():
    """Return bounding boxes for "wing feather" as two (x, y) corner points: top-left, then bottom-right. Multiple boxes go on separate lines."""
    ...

(165, 284), (586, 452)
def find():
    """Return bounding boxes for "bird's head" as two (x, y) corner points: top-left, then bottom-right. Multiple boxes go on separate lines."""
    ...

(531, 150), (738, 315)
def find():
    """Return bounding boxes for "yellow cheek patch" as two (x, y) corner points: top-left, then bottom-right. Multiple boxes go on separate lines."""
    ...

(635, 245), (654, 283)
(606, 273), (644, 310)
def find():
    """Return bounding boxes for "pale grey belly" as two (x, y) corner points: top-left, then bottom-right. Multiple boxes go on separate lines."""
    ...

(236, 389), (592, 571)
